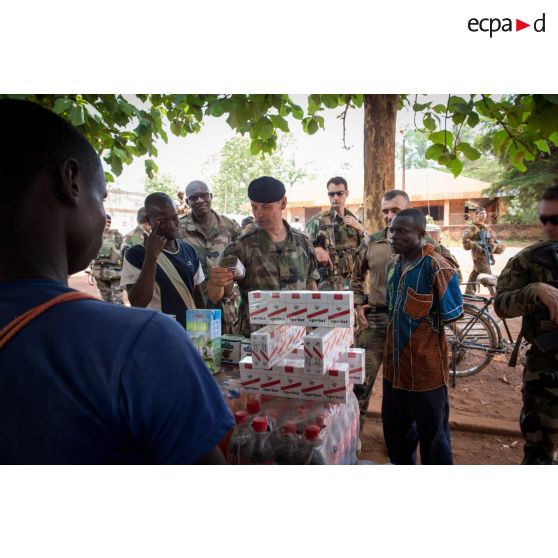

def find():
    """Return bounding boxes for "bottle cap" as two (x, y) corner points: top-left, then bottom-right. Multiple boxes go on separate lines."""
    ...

(305, 425), (321, 440)
(247, 400), (260, 414)
(282, 422), (296, 434)
(234, 410), (248, 424)
(252, 416), (268, 432)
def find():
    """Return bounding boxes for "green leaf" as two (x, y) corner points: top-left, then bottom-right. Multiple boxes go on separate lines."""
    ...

(549, 132), (558, 147)
(255, 117), (274, 140)
(467, 112), (480, 127)
(432, 104), (446, 114)
(250, 140), (262, 155)
(437, 153), (451, 165)
(452, 113), (466, 125)
(430, 130), (454, 147)
(447, 156), (463, 177)
(144, 159), (158, 179)
(322, 94), (340, 109)
(425, 143), (447, 160)
(413, 102), (432, 112)
(68, 104), (86, 126)
(291, 104), (304, 120)
(456, 142), (481, 161)
(534, 139), (550, 154)
(493, 129), (509, 153)
(269, 114), (290, 133)
(423, 114), (436, 131)
(53, 97), (73, 114)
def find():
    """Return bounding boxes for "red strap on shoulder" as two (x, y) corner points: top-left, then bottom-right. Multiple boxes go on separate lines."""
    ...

(0, 291), (97, 350)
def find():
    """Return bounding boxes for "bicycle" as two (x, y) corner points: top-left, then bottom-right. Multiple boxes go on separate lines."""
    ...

(445, 273), (528, 386)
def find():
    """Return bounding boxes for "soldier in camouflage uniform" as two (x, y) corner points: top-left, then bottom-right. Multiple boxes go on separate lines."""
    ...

(207, 176), (320, 337)
(426, 223), (462, 284)
(350, 191), (461, 431)
(179, 180), (242, 333)
(121, 207), (151, 259)
(495, 185), (558, 464)
(88, 214), (124, 304)
(463, 207), (505, 294)
(305, 176), (365, 291)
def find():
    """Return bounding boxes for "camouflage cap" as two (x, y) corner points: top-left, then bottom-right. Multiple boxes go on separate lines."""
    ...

(248, 176), (286, 203)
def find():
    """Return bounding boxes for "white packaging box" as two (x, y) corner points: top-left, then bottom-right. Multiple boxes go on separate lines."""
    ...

(324, 363), (350, 404)
(339, 348), (365, 384)
(240, 339), (252, 361)
(221, 334), (244, 367)
(307, 292), (330, 326)
(267, 291), (289, 324)
(305, 327), (352, 374)
(285, 291), (309, 326)
(260, 372), (282, 397)
(328, 291), (355, 328)
(288, 345), (306, 359)
(272, 358), (305, 375)
(248, 291), (269, 324)
(251, 324), (306, 368)
(301, 372), (326, 401)
(279, 369), (303, 399)
(239, 365), (261, 394)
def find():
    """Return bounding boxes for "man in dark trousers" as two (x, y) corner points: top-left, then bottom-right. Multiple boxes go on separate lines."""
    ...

(0, 99), (233, 464)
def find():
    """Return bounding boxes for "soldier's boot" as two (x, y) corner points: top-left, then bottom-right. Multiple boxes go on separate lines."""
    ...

(465, 268), (480, 295)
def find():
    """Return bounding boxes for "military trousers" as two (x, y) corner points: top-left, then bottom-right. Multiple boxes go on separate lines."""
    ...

(354, 311), (388, 430)
(95, 278), (125, 305)
(465, 259), (492, 295)
(520, 351), (558, 464)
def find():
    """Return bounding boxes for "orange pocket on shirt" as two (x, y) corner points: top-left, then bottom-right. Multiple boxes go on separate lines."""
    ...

(403, 288), (433, 320)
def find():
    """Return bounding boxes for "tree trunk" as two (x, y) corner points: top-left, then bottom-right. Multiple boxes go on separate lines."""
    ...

(363, 94), (399, 232)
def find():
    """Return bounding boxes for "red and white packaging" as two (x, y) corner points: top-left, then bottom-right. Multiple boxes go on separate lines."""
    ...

(239, 358), (262, 393)
(324, 363), (350, 404)
(307, 292), (330, 326)
(339, 348), (365, 384)
(260, 372), (282, 397)
(285, 291), (309, 326)
(248, 291), (269, 324)
(251, 324), (306, 368)
(328, 291), (355, 328)
(267, 291), (289, 324)
(279, 364), (303, 399)
(301, 372), (326, 401)
(304, 327), (353, 374)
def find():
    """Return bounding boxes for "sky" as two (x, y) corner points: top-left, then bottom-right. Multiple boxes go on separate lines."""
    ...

(109, 94), (452, 193)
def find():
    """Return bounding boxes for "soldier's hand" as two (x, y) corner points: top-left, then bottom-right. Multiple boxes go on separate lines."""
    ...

(144, 221), (166, 261)
(344, 215), (364, 234)
(537, 283), (558, 323)
(356, 304), (371, 328)
(315, 246), (333, 268)
(208, 266), (234, 288)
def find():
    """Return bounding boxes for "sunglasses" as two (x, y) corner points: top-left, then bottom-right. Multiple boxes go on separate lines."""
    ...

(540, 214), (558, 226)
(187, 193), (212, 204)
(328, 190), (346, 197)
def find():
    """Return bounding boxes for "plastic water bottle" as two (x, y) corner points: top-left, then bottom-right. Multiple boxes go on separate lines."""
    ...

(275, 422), (300, 465)
(251, 416), (274, 464)
(304, 425), (327, 465)
(227, 410), (252, 465)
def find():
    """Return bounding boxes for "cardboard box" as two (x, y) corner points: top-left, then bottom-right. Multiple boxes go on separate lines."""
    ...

(267, 291), (289, 324)
(324, 363), (349, 404)
(251, 324), (306, 368)
(304, 327), (352, 374)
(339, 348), (365, 384)
(187, 333), (222, 375)
(248, 291), (269, 324)
(186, 309), (221, 338)
(301, 373), (326, 401)
(285, 291), (309, 326)
(328, 292), (355, 328)
(239, 367), (261, 394)
(260, 372), (282, 397)
(307, 292), (330, 327)
(279, 370), (303, 399)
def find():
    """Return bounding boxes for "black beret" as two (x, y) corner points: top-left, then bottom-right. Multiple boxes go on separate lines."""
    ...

(248, 176), (286, 203)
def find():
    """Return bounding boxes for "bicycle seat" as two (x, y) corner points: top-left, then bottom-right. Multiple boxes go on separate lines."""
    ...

(477, 273), (497, 287)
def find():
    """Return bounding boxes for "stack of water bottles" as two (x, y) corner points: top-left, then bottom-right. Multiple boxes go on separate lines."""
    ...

(226, 393), (360, 465)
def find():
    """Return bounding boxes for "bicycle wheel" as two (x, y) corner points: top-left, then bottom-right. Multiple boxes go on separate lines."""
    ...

(445, 305), (500, 378)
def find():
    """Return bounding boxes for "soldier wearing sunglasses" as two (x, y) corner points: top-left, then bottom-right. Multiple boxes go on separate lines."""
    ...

(305, 176), (365, 291)
(495, 184), (558, 464)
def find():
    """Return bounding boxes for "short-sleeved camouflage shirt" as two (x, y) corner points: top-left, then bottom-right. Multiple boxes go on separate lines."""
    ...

(222, 220), (320, 336)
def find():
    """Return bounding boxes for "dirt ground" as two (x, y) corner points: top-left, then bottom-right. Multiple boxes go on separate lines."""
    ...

(69, 244), (530, 465)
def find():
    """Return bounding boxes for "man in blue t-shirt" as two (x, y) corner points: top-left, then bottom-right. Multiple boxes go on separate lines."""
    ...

(121, 192), (205, 326)
(0, 99), (233, 464)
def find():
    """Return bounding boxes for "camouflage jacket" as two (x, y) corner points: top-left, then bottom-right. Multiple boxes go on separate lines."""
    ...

(92, 229), (122, 267)
(350, 229), (460, 307)
(495, 240), (558, 345)
(222, 219), (320, 336)
(462, 222), (497, 260)
(179, 210), (241, 277)
(305, 208), (364, 288)
(122, 225), (145, 255)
